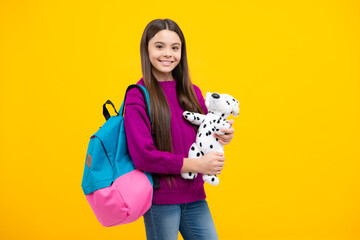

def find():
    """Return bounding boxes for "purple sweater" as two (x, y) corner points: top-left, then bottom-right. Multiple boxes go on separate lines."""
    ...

(124, 78), (208, 204)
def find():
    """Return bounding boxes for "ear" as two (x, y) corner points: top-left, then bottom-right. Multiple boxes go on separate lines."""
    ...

(232, 101), (240, 117)
(205, 92), (211, 108)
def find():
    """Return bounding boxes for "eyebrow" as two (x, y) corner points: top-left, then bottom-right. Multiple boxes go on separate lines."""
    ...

(154, 41), (181, 46)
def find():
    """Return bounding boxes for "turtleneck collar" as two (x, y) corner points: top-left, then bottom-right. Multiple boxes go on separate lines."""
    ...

(139, 77), (176, 88)
(157, 79), (176, 88)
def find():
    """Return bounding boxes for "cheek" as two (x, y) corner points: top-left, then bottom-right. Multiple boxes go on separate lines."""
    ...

(148, 57), (156, 67)
(149, 51), (159, 60)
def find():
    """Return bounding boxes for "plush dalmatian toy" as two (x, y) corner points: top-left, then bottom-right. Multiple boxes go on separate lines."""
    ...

(182, 92), (239, 186)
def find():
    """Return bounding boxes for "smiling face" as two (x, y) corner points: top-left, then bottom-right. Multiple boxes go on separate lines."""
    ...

(148, 29), (182, 81)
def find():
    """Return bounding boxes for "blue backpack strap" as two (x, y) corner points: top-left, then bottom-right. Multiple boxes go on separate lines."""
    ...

(119, 84), (152, 122)
(119, 84), (160, 189)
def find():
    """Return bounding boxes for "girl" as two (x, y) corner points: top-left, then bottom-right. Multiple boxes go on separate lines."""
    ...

(124, 19), (235, 240)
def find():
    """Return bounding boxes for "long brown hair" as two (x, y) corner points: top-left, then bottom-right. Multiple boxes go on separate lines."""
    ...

(140, 19), (204, 185)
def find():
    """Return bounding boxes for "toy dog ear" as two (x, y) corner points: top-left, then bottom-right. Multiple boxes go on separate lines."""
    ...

(205, 92), (211, 108)
(232, 100), (240, 117)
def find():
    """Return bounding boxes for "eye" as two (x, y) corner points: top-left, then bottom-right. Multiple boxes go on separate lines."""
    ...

(156, 45), (163, 49)
(173, 46), (179, 50)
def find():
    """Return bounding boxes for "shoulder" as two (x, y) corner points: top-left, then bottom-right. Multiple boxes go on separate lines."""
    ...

(192, 83), (201, 93)
(192, 84), (204, 98)
(136, 78), (145, 86)
(125, 78), (146, 106)
(192, 83), (205, 102)
(127, 78), (145, 95)
(192, 83), (208, 113)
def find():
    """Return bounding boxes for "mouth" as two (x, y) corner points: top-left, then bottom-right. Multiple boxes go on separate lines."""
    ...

(159, 60), (174, 66)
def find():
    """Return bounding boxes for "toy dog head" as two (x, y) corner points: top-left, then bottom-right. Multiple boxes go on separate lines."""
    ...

(205, 92), (239, 119)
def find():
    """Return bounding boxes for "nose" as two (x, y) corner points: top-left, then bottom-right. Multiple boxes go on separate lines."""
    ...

(164, 47), (172, 57)
(212, 93), (220, 99)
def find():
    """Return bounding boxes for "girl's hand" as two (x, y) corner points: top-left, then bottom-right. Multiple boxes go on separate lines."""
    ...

(214, 119), (235, 145)
(197, 152), (225, 175)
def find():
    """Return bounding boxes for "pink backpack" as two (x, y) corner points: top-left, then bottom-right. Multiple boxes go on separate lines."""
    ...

(81, 85), (154, 227)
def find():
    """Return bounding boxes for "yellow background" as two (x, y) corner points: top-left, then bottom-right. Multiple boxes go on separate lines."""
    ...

(1, 0), (359, 239)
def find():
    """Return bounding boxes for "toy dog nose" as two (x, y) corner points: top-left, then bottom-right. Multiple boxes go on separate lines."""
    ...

(211, 93), (220, 99)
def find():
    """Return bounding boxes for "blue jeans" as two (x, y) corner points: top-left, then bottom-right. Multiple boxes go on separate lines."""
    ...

(143, 199), (218, 240)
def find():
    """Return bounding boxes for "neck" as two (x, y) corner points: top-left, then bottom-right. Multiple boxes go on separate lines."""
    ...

(152, 69), (173, 82)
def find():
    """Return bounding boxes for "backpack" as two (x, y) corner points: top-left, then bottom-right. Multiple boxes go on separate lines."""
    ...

(81, 84), (154, 227)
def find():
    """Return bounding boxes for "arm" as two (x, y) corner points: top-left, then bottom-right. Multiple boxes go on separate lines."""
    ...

(124, 87), (184, 174)
(182, 152), (226, 176)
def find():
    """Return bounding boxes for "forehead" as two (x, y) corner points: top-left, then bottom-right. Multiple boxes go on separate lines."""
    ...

(149, 30), (181, 45)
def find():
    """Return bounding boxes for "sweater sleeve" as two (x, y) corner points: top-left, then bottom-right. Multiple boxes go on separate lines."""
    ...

(124, 87), (184, 174)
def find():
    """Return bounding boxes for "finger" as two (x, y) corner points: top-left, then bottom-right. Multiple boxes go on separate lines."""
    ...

(228, 119), (234, 126)
(218, 138), (230, 144)
(221, 127), (234, 134)
(213, 152), (224, 157)
(216, 167), (223, 172)
(213, 133), (228, 140)
(220, 130), (230, 137)
(218, 134), (231, 141)
(214, 156), (225, 162)
(215, 157), (225, 162)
